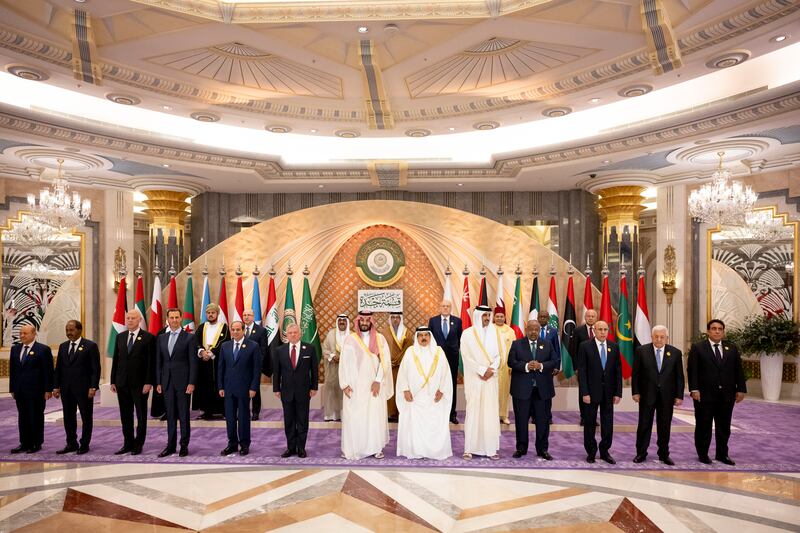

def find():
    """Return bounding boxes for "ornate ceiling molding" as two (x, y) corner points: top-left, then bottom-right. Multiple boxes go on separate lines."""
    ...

(147, 42), (343, 99)
(358, 40), (393, 129)
(640, 0), (682, 75)
(405, 37), (597, 98)
(0, 89), (798, 183)
(368, 160), (407, 188)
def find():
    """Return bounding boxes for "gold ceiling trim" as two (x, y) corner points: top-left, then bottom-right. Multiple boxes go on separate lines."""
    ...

(367, 161), (408, 189)
(358, 40), (393, 130)
(128, 0), (555, 23)
(70, 9), (101, 85)
(640, 0), (682, 75)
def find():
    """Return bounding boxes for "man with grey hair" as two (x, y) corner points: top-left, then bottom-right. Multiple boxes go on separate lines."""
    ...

(632, 325), (685, 465)
(428, 300), (462, 424)
(9, 324), (53, 453)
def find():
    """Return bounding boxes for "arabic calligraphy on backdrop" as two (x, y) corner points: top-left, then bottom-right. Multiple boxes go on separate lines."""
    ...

(358, 290), (403, 313)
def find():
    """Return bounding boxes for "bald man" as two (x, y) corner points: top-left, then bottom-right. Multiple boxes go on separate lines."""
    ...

(9, 324), (54, 453)
(428, 301), (463, 424)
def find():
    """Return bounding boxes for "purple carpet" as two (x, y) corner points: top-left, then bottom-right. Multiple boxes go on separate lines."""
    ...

(1, 395), (797, 471)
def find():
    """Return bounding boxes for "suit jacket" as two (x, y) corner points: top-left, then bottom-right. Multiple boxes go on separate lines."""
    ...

(428, 314), (463, 360)
(244, 322), (271, 377)
(111, 329), (156, 389)
(539, 326), (560, 356)
(687, 340), (746, 402)
(54, 338), (100, 393)
(571, 324), (593, 371)
(272, 342), (318, 401)
(9, 341), (54, 396)
(631, 343), (684, 405)
(577, 339), (623, 402)
(217, 338), (261, 396)
(508, 336), (560, 400)
(155, 329), (198, 391)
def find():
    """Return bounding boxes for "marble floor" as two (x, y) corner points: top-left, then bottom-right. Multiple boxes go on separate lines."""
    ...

(1, 461), (799, 531)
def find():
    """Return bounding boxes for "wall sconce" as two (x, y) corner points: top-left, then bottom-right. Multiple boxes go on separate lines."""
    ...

(661, 244), (677, 305)
(113, 247), (126, 293)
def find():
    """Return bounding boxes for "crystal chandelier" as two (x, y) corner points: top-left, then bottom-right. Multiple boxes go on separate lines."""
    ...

(3, 215), (58, 247)
(688, 151), (757, 226)
(744, 210), (793, 242)
(26, 159), (91, 231)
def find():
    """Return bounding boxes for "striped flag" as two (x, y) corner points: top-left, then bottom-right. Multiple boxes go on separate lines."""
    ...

(147, 274), (163, 336)
(634, 273), (652, 348)
(134, 274), (147, 330)
(617, 274), (634, 378)
(547, 275), (560, 353)
(200, 273), (210, 324)
(218, 276), (229, 325)
(509, 272), (524, 339)
(561, 275), (577, 378)
(583, 273), (594, 323)
(251, 275), (263, 326)
(528, 274), (540, 320)
(232, 275), (244, 323)
(264, 274), (279, 344)
(105, 276), (127, 357)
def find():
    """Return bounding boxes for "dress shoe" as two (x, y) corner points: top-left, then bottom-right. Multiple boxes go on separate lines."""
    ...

(76, 447), (89, 455)
(57, 445), (79, 455)
(115, 446), (132, 455)
(449, 416), (459, 424)
(251, 413), (259, 421)
(660, 456), (675, 466)
(239, 447), (249, 456)
(131, 446), (142, 456)
(26, 445), (41, 453)
(600, 453), (616, 465)
(586, 455), (596, 464)
(158, 447), (175, 458)
(179, 446), (189, 457)
(633, 454), (647, 463)
(512, 450), (525, 459)
(280, 449), (295, 458)
(159, 414), (168, 422)
(387, 416), (398, 423)
(538, 451), (553, 461)
(501, 417), (511, 425)
(221, 446), (237, 456)
(579, 418), (585, 427)
(374, 452), (385, 459)
(297, 449), (307, 458)
(698, 455), (712, 464)
(716, 456), (736, 466)
(10, 445), (27, 454)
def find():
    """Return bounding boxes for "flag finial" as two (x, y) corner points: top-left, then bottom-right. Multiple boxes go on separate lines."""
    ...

(235, 262), (243, 277)
(584, 254), (593, 277)
(515, 263), (522, 276)
(218, 261), (226, 276)
(134, 257), (143, 277)
(303, 264), (310, 276)
(269, 263), (276, 277)
(445, 264), (452, 275)
(286, 262), (293, 276)
(253, 263), (260, 276)
(168, 255), (176, 278)
(480, 264), (486, 276)
(496, 264), (503, 276)
(533, 264), (539, 276)
(462, 264), (469, 276)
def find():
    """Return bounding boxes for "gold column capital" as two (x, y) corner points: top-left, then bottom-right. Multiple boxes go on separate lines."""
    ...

(142, 190), (190, 230)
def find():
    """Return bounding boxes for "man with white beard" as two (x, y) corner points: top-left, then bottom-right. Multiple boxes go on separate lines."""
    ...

(460, 305), (501, 460)
(321, 314), (349, 421)
(339, 311), (394, 460)
(396, 327), (452, 460)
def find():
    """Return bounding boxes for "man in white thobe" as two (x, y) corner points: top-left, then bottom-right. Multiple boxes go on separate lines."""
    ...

(339, 311), (394, 460)
(321, 314), (349, 421)
(396, 327), (452, 460)
(460, 305), (501, 460)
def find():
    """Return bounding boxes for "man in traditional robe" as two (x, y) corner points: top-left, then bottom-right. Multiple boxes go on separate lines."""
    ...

(493, 308), (517, 425)
(194, 304), (229, 419)
(339, 311), (394, 460)
(321, 314), (349, 421)
(428, 301), (462, 424)
(460, 305), (501, 460)
(396, 327), (452, 460)
(383, 311), (413, 423)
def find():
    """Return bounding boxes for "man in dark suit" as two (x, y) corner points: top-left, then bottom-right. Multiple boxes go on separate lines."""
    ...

(577, 320), (622, 464)
(155, 308), (198, 458)
(687, 319), (746, 465)
(428, 301), (462, 424)
(508, 320), (560, 460)
(110, 310), (156, 455)
(571, 309), (597, 426)
(272, 323), (318, 458)
(219, 320), (262, 456)
(242, 309), (269, 421)
(53, 320), (100, 455)
(632, 325), (684, 465)
(536, 310), (560, 425)
(9, 324), (53, 453)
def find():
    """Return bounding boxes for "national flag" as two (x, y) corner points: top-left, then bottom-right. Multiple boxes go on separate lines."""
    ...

(147, 274), (163, 336)
(105, 276), (127, 357)
(460, 274), (472, 329)
(265, 274), (279, 344)
(617, 274), (634, 378)
(182, 275), (195, 332)
(547, 276), (561, 353)
(495, 269), (506, 315)
(300, 275), (323, 358)
(478, 274), (488, 307)
(634, 273), (652, 348)
(167, 274), (178, 310)
(280, 274), (296, 339)
(509, 273), (524, 339)
(134, 274), (147, 330)
(232, 275), (244, 323)
(251, 275), (263, 326)
(443, 271), (454, 313)
(561, 275), (577, 378)
(582, 273), (594, 323)
(200, 273), (210, 324)
(528, 274), (540, 320)
(599, 273), (615, 342)
(218, 276), (229, 325)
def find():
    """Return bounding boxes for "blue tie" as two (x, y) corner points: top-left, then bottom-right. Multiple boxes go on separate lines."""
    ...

(127, 332), (135, 353)
(540, 327), (545, 340)
(656, 348), (663, 372)
(600, 342), (607, 369)
(233, 342), (240, 362)
(442, 317), (449, 338)
(168, 331), (178, 357)
(21, 345), (29, 363)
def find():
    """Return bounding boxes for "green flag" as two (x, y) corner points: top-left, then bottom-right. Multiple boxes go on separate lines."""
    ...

(300, 276), (323, 357)
(281, 275), (296, 339)
(182, 276), (196, 332)
(617, 274), (634, 379)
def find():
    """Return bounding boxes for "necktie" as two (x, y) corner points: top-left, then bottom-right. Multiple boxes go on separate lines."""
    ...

(600, 343), (607, 369)
(245, 326), (251, 338)
(656, 348), (663, 372)
(540, 327), (545, 340)
(530, 340), (537, 360)
(69, 342), (77, 363)
(291, 344), (297, 369)
(442, 317), (449, 338)
(589, 326), (594, 339)
(168, 331), (178, 356)
(127, 332), (135, 353)
(713, 343), (722, 364)
(21, 345), (29, 362)
(233, 342), (240, 362)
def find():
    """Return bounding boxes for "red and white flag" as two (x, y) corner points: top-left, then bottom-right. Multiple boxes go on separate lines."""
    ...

(232, 275), (244, 323)
(218, 276), (229, 325)
(634, 272), (652, 347)
(582, 273), (594, 323)
(495, 269), (506, 316)
(460, 274), (472, 329)
(148, 275), (163, 336)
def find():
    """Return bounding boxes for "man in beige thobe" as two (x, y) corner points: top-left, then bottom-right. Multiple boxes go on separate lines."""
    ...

(321, 314), (349, 421)
(494, 307), (517, 425)
(382, 311), (412, 423)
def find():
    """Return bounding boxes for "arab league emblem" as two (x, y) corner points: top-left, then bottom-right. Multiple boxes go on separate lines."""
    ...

(355, 238), (405, 287)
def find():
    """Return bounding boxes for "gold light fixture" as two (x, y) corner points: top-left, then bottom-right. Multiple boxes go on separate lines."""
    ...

(661, 244), (677, 305)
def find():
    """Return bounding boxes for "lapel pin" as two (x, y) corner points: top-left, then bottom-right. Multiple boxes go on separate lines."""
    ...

(137, 336), (142, 341)
(78, 346), (84, 351)
(539, 344), (544, 349)
(28, 351), (35, 356)
(725, 346), (730, 351)
(666, 351), (671, 357)
(241, 343), (246, 348)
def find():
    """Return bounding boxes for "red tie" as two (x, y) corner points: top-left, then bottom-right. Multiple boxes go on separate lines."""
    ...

(291, 345), (297, 369)
(589, 326), (594, 339)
